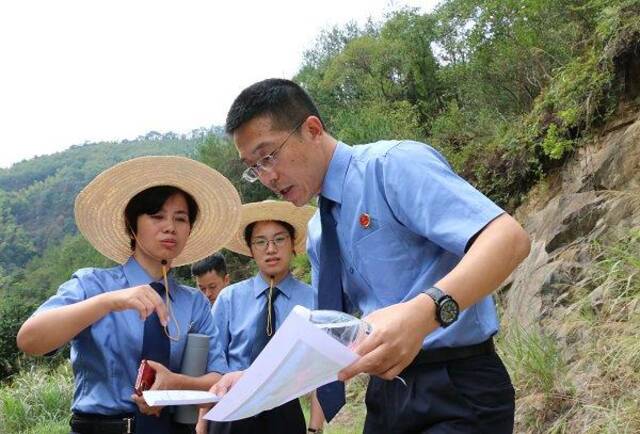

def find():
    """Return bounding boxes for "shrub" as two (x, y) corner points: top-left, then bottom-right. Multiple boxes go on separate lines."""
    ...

(0, 295), (37, 379)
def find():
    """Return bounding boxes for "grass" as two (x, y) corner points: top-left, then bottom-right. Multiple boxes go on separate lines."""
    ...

(497, 322), (574, 433)
(325, 374), (367, 434)
(504, 227), (640, 433)
(1, 361), (367, 434)
(0, 363), (72, 434)
(300, 375), (367, 434)
(498, 324), (569, 398)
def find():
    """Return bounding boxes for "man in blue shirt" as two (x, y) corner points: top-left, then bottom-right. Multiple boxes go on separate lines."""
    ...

(222, 79), (531, 433)
(192, 253), (231, 305)
(200, 200), (324, 434)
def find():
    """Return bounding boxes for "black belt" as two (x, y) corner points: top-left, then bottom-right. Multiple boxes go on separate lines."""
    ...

(70, 412), (135, 434)
(410, 337), (495, 367)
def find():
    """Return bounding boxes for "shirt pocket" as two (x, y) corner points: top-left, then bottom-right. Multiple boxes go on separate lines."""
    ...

(352, 224), (419, 303)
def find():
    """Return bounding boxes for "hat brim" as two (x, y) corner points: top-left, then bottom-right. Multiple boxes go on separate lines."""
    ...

(74, 156), (241, 267)
(225, 200), (316, 257)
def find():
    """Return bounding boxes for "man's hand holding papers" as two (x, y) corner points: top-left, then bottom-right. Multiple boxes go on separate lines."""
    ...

(202, 306), (359, 422)
(211, 371), (244, 396)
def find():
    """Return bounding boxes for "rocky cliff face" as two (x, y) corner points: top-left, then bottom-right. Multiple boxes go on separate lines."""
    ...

(502, 107), (640, 432)
(506, 109), (640, 326)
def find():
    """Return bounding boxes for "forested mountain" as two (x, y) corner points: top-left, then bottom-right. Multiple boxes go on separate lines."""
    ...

(0, 132), (204, 273)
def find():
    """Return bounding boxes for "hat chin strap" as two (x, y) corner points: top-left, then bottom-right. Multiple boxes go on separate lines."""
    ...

(128, 226), (181, 341)
(266, 275), (276, 337)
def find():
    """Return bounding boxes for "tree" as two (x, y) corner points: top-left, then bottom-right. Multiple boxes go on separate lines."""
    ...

(0, 191), (36, 271)
(195, 133), (275, 204)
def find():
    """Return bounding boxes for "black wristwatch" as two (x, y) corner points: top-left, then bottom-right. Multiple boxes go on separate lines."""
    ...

(422, 286), (459, 327)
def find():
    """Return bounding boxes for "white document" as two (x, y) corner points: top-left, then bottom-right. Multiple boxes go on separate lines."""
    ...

(143, 390), (220, 406)
(204, 305), (358, 422)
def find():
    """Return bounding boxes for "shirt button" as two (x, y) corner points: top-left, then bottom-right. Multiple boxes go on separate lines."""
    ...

(349, 267), (354, 274)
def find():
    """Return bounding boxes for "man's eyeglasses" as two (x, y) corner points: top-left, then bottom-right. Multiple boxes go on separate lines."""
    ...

(251, 234), (290, 251)
(241, 119), (305, 183)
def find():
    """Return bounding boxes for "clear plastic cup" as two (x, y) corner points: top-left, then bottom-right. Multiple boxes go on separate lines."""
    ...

(302, 307), (407, 386)
(308, 309), (372, 349)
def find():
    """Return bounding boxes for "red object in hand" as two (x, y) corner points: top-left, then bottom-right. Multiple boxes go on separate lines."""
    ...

(134, 359), (156, 396)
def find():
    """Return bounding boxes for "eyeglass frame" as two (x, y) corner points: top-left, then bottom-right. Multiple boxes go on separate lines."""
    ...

(241, 118), (306, 183)
(250, 233), (291, 251)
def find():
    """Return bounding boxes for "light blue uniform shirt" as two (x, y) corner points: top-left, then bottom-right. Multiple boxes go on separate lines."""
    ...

(209, 272), (316, 374)
(34, 257), (217, 415)
(307, 140), (504, 349)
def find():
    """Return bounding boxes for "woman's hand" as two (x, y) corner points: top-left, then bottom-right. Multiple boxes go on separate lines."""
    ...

(106, 285), (169, 325)
(146, 360), (176, 390)
(131, 360), (174, 416)
(131, 392), (163, 416)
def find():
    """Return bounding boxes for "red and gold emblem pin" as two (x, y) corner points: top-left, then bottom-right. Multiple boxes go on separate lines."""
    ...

(359, 213), (371, 228)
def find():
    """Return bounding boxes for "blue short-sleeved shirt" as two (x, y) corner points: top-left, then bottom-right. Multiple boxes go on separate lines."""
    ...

(209, 272), (316, 374)
(307, 140), (504, 349)
(34, 256), (217, 415)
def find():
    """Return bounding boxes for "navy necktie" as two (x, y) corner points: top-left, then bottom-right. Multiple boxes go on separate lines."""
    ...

(250, 286), (280, 363)
(136, 281), (171, 434)
(316, 196), (346, 422)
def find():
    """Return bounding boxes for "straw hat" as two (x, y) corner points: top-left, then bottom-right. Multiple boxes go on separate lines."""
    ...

(74, 156), (241, 267)
(225, 200), (316, 257)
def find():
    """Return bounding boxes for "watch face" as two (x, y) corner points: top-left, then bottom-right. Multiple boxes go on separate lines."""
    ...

(440, 298), (459, 325)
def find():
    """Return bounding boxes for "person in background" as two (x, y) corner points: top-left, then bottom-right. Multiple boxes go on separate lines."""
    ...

(219, 78), (531, 433)
(192, 253), (231, 305)
(17, 156), (241, 434)
(197, 200), (325, 434)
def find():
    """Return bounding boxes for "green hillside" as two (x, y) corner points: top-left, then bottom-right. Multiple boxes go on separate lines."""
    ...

(0, 133), (202, 272)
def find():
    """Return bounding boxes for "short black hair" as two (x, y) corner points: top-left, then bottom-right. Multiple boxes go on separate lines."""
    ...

(191, 252), (227, 277)
(225, 78), (324, 135)
(243, 220), (296, 249)
(124, 185), (199, 250)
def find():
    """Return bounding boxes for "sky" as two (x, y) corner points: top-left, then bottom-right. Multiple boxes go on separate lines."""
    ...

(0, 0), (438, 168)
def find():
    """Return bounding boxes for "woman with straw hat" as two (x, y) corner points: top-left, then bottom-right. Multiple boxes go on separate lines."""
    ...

(196, 199), (324, 434)
(17, 156), (241, 434)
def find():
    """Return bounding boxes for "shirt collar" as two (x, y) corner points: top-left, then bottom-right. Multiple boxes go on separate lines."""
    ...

(320, 141), (352, 205)
(122, 256), (175, 301)
(253, 272), (294, 299)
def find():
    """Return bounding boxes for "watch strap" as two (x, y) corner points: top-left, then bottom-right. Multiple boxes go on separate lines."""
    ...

(422, 286), (458, 327)
(423, 286), (446, 305)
